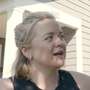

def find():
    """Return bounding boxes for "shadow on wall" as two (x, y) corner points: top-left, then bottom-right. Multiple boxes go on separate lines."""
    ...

(62, 26), (76, 45)
(0, 38), (5, 78)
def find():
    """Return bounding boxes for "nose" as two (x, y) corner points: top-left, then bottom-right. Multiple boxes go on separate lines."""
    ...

(55, 37), (63, 48)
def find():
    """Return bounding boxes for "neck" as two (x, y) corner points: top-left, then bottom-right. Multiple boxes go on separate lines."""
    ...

(30, 65), (59, 90)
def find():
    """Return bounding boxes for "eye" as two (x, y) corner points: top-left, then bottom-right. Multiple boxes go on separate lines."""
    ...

(61, 35), (64, 38)
(59, 35), (64, 40)
(45, 36), (53, 40)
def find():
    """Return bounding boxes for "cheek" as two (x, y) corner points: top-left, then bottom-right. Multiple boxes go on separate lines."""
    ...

(32, 43), (54, 61)
(39, 45), (53, 56)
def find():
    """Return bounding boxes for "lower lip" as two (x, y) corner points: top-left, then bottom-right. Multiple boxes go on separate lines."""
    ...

(54, 55), (64, 58)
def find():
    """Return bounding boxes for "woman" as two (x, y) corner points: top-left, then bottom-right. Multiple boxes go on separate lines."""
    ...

(0, 12), (90, 90)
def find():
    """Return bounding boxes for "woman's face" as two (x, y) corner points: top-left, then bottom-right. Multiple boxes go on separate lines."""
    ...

(30, 18), (66, 69)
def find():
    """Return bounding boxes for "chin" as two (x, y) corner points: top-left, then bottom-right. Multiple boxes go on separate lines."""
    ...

(56, 59), (65, 68)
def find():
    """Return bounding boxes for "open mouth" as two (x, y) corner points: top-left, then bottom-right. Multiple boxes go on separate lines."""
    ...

(53, 51), (63, 56)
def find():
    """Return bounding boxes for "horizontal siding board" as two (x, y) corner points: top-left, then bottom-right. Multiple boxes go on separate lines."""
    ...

(83, 65), (90, 71)
(82, 38), (90, 46)
(82, 32), (90, 40)
(79, 0), (90, 6)
(66, 52), (76, 59)
(56, 1), (90, 17)
(83, 58), (90, 65)
(82, 52), (90, 58)
(82, 25), (90, 29)
(82, 20), (90, 28)
(82, 45), (90, 52)
(65, 59), (76, 65)
(67, 45), (76, 52)
(82, 19), (90, 23)
(66, 57), (76, 61)
(61, 65), (77, 71)
(82, 26), (90, 34)
(67, 0), (90, 12)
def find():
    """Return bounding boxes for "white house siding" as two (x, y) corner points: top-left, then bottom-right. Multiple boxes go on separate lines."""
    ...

(82, 29), (90, 76)
(46, 0), (90, 75)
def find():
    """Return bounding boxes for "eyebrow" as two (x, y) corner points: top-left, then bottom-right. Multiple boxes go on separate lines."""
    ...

(43, 31), (63, 37)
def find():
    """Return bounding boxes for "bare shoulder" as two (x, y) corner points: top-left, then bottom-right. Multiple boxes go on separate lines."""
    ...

(0, 78), (13, 90)
(69, 71), (90, 90)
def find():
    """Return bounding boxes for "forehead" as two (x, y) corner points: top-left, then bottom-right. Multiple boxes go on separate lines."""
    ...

(32, 18), (63, 34)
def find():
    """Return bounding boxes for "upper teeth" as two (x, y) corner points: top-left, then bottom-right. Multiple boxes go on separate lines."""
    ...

(53, 52), (62, 55)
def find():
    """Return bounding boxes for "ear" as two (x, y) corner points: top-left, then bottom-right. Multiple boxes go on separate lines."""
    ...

(20, 46), (32, 59)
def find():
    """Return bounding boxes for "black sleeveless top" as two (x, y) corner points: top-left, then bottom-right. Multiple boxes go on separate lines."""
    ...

(9, 70), (80, 90)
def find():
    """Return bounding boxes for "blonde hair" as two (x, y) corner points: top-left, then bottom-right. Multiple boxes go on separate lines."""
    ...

(12, 11), (55, 79)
